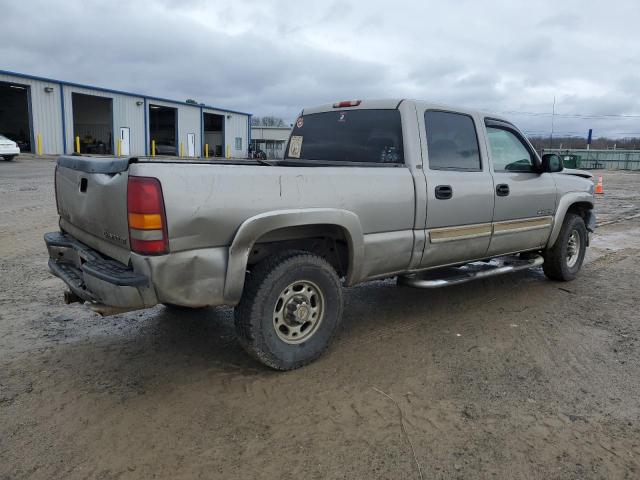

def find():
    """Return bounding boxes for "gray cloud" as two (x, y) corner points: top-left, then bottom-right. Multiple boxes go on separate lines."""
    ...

(1, 0), (638, 136)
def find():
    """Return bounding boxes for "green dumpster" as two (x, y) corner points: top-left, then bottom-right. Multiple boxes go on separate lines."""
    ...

(561, 154), (581, 169)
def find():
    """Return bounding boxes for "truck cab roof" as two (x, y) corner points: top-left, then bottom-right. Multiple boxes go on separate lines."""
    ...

(302, 98), (510, 125)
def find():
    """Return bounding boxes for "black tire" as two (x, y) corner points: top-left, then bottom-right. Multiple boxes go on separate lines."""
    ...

(234, 250), (343, 370)
(543, 213), (587, 281)
(3, 155), (16, 161)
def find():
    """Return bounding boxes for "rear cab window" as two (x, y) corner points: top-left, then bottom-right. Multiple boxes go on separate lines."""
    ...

(285, 109), (404, 164)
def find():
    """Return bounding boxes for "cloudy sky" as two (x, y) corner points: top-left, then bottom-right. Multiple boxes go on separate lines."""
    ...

(2, 0), (639, 137)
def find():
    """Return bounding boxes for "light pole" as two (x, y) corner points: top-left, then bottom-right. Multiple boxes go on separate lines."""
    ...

(549, 96), (556, 149)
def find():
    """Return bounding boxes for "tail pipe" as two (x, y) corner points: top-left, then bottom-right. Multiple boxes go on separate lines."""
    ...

(63, 290), (82, 304)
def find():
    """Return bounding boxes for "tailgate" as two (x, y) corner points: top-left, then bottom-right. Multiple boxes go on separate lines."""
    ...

(55, 156), (132, 264)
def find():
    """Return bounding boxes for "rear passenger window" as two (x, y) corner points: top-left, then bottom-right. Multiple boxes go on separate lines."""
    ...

(425, 111), (481, 171)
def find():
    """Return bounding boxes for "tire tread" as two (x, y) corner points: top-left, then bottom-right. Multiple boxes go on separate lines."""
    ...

(543, 213), (586, 281)
(234, 250), (342, 370)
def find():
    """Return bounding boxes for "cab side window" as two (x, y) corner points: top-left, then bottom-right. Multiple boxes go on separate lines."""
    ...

(486, 127), (535, 172)
(425, 111), (481, 171)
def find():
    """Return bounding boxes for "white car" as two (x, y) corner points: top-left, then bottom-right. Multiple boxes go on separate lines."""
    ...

(0, 135), (20, 161)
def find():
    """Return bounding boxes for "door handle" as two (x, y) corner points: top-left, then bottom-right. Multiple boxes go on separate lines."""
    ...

(496, 183), (510, 196)
(435, 185), (453, 200)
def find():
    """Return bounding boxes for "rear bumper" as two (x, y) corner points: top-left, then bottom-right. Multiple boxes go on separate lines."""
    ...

(46, 230), (232, 312)
(45, 231), (158, 314)
(1, 146), (20, 156)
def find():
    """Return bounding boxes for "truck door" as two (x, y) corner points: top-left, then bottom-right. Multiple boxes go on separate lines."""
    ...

(419, 110), (495, 268)
(484, 119), (556, 256)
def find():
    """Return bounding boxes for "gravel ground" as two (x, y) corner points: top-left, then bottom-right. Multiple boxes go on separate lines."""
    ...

(1, 156), (640, 479)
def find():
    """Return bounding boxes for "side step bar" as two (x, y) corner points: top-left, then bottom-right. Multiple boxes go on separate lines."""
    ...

(398, 254), (544, 288)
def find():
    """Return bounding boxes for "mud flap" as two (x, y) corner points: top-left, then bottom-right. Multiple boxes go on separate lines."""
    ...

(585, 210), (596, 246)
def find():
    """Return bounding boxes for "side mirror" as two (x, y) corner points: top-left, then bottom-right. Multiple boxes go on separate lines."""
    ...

(541, 153), (563, 173)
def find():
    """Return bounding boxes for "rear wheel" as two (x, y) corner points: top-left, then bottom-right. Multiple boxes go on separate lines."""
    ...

(543, 213), (587, 281)
(2, 155), (16, 161)
(234, 250), (343, 370)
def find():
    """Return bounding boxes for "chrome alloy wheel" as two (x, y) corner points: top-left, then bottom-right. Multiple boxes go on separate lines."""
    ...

(273, 280), (324, 344)
(566, 229), (581, 268)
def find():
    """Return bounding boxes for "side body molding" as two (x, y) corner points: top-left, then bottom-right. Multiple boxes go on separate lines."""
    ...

(547, 192), (594, 248)
(223, 208), (365, 304)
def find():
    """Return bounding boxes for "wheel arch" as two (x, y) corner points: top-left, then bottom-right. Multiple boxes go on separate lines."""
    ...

(547, 193), (595, 248)
(223, 208), (365, 304)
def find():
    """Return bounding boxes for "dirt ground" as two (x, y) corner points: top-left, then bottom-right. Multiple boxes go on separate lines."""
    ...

(1, 156), (640, 480)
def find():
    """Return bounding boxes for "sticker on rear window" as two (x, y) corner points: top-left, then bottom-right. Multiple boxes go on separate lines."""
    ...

(296, 117), (304, 129)
(288, 136), (303, 158)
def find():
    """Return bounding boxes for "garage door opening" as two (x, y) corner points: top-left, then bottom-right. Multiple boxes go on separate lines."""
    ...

(0, 81), (32, 152)
(150, 104), (177, 156)
(72, 93), (113, 154)
(203, 112), (224, 157)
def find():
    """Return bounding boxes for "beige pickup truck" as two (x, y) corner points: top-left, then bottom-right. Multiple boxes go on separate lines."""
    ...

(46, 99), (595, 370)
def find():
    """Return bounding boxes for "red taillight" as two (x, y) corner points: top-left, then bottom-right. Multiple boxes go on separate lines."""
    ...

(127, 176), (168, 255)
(333, 100), (361, 108)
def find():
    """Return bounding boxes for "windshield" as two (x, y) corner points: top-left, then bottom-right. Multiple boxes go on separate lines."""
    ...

(285, 109), (404, 164)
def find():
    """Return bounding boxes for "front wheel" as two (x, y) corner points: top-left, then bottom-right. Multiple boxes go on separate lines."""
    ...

(234, 251), (343, 370)
(543, 213), (587, 281)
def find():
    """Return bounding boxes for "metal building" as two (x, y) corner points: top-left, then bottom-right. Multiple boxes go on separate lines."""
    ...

(251, 126), (291, 159)
(0, 70), (251, 158)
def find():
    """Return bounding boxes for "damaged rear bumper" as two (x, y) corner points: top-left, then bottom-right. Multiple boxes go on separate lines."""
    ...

(45, 231), (158, 315)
